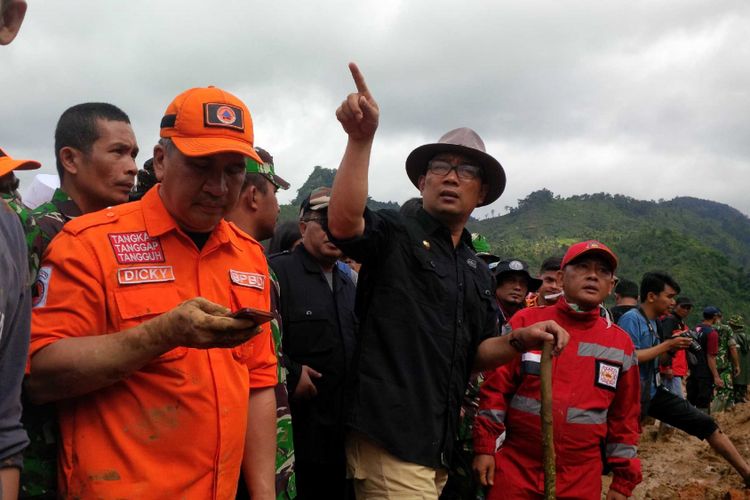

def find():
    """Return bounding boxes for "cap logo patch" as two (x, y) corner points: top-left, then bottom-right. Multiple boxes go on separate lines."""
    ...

(230, 269), (265, 290)
(204, 103), (244, 131)
(108, 232), (165, 264)
(118, 266), (175, 285)
(216, 105), (236, 124)
(509, 260), (524, 271)
(588, 242), (600, 249)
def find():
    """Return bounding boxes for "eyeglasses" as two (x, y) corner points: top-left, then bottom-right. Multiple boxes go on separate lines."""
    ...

(678, 304), (693, 310)
(427, 160), (482, 181)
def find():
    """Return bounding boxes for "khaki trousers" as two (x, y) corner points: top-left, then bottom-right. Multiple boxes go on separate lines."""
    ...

(346, 432), (448, 500)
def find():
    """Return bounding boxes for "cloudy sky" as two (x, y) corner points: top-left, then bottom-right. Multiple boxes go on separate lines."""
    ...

(2, 0), (749, 217)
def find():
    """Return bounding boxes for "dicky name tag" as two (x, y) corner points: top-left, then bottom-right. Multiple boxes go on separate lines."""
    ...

(117, 266), (175, 285)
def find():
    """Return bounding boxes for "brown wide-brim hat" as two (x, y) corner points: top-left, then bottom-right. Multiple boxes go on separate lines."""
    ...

(405, 127), (506, 207)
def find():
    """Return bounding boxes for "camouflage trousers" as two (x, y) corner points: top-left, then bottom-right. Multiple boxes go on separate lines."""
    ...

(712, 370), (735, 413)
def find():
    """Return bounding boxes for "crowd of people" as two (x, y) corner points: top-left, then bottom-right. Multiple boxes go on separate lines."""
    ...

(2, 2), (750, 499)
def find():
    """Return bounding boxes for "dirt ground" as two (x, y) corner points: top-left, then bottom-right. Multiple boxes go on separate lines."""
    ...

(602, 402), (750, 499)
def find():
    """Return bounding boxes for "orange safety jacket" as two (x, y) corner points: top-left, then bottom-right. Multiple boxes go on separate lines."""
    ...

(30, 186), (277, 499)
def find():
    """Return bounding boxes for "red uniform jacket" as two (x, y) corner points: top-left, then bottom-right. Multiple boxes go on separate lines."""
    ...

(474, 299), (642, 499)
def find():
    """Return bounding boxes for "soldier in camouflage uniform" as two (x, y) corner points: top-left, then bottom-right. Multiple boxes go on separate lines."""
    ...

(268, 269), (297, 500)
(20, 103), (138, 498)
(0, 147), (42, 284)
(226, 149), (296, 500)
(730, 315), (749, 404)
(712, 311), (740, 412)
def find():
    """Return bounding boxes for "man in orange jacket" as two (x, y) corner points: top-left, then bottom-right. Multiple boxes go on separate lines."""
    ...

(28, 87), (278, 499)
(473, 240), (642, 499)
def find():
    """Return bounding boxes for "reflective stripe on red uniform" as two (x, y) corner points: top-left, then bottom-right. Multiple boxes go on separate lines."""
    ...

(30, 186), (277, 499)
(474, 299), (641, 499)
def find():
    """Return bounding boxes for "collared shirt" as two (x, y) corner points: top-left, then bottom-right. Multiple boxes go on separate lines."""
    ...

(329, 208), (498, 469)
(30, 186), (276, 499)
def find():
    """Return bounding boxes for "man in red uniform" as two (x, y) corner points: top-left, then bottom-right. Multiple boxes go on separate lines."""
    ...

(473, 240), (641, 500)
(28, 87), (278, 499)
(659, 296), (692, 398)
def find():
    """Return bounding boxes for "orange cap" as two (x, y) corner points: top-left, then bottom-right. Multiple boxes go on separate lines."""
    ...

(0, 147), (41, 177)
(159, 86), (263, 163)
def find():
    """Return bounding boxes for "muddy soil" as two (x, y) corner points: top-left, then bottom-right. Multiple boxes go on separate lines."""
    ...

(602, 403), (750, 499)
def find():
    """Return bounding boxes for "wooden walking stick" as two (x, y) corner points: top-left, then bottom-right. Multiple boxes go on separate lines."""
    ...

(540, 341), (556, 499)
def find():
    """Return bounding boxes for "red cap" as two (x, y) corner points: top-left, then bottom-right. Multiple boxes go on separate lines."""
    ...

(0, 147), (41, 176)
(561, 240), (618, 272)
(159, 86), (262, 163)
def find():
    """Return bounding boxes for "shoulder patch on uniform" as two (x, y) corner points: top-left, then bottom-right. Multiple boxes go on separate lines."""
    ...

(595, 359), (621, 391)
(32, 266), (52, 308)
(108, 231), (165, 264)
(62, 208), (121, 235)
(230, 269), (265, 289)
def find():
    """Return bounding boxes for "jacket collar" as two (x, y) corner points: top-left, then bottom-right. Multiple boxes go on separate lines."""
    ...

(415, 207), (473, 248)
(556, 296), (601, 326)
(52, 188), (82, 220)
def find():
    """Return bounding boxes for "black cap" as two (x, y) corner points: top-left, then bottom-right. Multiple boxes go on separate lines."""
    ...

(675, 296), (693, 306)
(493, 259), (542, 292)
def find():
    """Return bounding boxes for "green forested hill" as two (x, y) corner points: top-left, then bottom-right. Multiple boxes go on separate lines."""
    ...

(278, 168), (750, 324)
(467, 189), (750, 324)
(279, 166), (400, 222)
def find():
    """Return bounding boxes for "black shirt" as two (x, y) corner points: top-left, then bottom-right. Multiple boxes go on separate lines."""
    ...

(270, 245), (357, 463)
(329, 208), (498, 468)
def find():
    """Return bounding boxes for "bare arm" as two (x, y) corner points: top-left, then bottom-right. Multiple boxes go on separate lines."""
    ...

(473, 321), (569, 372)
(731, 345), (740, 377)
(28, 297), (259, 404)
(0, 468), (20, 500)
(328, 62), (379, 240)
(242, 387), (277, 500)
(708, 355), (722, 386)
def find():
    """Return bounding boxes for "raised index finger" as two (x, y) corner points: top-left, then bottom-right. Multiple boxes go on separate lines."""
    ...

(349, 62), (370, 96)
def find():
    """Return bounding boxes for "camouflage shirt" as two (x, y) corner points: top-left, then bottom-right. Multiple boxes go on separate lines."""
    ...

(28, 188), (82, 277)
(716, 323), (738, 374)
(0, 191), (41, 286)
(712, 322), (738, 412)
